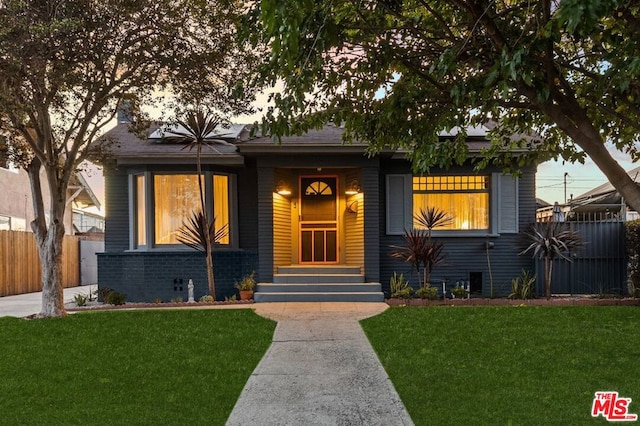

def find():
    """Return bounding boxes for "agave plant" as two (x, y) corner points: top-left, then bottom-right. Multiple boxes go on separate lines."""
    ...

(520, 222), (583, 300)
(164, 109), (231, 299)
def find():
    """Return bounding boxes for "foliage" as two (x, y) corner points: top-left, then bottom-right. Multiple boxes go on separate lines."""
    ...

(389, 272), (413, 299)
(0, 0), (256, 317)
(450, 285), (469, 299)
(104, 291), (126, 306)
(520, 222), (583, 299)
(0, 310), (275, 424)
(390, 207), (451, 286)
(170, 297), (183, 303)
(73, 294), (87, 307)
(234, 272), (256, 291)
(509, 269), (536, 300)
(199, 295), (215, 303)
(625, 219), (640, 297)
(153, 297), (163, 304)
(415, 285), (439, 300)
(224, 294), (238, 302)
(362, 306), (640, 425)
(250, 0), (640, 214)
(176, 210), (229, 252)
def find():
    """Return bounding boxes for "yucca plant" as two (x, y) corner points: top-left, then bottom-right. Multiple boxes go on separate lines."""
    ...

(520, 223), (583, 300)
(164, 109), (231, 299)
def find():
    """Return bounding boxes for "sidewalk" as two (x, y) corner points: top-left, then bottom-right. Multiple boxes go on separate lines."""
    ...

(227, 302), (414, 426)
(0, 285), (96, 318)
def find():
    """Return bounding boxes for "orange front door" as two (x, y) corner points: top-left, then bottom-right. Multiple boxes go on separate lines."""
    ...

(299, 176), (338, 263)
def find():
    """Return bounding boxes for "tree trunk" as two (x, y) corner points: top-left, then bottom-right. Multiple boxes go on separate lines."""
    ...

(35, 221), (67, 318)
(27, 158), (68, 318)
(545, 258), (553, 300)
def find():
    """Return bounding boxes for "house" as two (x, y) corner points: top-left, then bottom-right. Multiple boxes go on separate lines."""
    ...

(0, 159), (101, 234)
(564, 165), (640, 222)
(97, 122), (536, 302)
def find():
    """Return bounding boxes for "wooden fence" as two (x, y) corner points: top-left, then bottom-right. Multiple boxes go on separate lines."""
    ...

(0, 230), (80, 296)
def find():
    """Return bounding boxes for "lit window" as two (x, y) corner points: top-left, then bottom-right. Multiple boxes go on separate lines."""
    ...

(135, 173), (231, 247)
(213, 174), (229, 245)
(154, 175), (203, 245)
(413, 176), (489, 230)
(136, 175), (146, 246)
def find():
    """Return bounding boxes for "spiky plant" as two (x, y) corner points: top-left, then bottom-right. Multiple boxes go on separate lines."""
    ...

(520, 222), (583, 300)
(164, 109), (232, 299)
(176, 210), (229, 251)
(390, 228), (446, 287)
(414, 206), (454, 242)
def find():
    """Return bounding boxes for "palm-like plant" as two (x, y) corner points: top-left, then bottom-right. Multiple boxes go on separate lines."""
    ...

(390, 207), (452, 287)
(164, 109), (231, 300)
(520, 222), (583, 300)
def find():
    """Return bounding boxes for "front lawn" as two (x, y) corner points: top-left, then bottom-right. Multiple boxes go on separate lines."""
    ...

(361, 306), (640, 425)
(0, 309), (275, 425)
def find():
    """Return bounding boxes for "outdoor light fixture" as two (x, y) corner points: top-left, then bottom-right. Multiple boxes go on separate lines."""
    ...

(345, 179), (360, 195)
(275, 180), (291, 196)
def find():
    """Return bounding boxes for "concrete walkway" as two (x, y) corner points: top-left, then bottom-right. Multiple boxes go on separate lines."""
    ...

(227, 302), (414, 426)
(0, 285), (96, 318)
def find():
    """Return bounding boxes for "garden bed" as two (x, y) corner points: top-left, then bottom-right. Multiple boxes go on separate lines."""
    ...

(385, 296), (640, 306)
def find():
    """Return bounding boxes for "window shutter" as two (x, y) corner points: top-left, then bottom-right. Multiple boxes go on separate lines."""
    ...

(386, 174), (412, 234)
(497, 173), (518, 233)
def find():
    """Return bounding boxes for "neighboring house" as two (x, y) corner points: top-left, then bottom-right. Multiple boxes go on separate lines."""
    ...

(0, 159), (101, 234)
(562, 165), (640, 222)
(98, 122), (537, 302)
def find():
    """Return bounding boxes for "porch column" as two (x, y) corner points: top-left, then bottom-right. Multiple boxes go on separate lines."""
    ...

(362, 166), (380, 282)
(257, 166), (275, 282)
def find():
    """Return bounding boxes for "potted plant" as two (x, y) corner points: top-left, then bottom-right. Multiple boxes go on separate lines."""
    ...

(235, 272), (256, 300)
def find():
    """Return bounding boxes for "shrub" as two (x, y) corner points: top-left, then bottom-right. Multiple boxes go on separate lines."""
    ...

(199, 295), (214, 303)
(170, 297), (183, 303)
(626, 219), (640, 297)
(509, 269), (536, 299)
(451, 285), (468, 299)
(415, 285), (439, 300)
(104, 291), (126, 305)
(390, 272), (413, 299)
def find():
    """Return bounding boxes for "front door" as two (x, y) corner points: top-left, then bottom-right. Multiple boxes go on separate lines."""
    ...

(299, 176), (338, 263)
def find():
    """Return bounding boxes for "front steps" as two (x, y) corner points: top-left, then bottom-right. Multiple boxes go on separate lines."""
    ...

(254, 265), (384, 303)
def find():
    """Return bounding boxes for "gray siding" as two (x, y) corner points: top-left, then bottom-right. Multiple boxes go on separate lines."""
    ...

(257, 166), (275, 281)
(363, 166), (380, 282)
(238, 165), (258, 250)
(379, 160), (536, 297)
(103, 165), (129, 252)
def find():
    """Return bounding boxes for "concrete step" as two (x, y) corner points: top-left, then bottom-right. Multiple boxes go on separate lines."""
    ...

(277, 265), (361, 275)
(273, 274), (365, 284)
(253, 292), (385, 303)
(256, 283), (381, 293)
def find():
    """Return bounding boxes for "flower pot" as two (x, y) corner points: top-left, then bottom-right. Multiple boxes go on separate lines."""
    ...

(239, 290), (254, 301)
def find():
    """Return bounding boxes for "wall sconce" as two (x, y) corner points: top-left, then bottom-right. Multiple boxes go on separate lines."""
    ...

(275, 180), (291, 196)
(345, 179), (360, 195)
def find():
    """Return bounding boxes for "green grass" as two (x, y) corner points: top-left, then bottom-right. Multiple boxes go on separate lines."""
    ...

(0, 309), (275, 425)
(361, 306), (640, 425)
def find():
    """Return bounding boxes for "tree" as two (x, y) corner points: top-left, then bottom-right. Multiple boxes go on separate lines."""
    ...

(168, 110), (231, 300)
(0, 0), (255, 317)
(248, 0), (640, 210)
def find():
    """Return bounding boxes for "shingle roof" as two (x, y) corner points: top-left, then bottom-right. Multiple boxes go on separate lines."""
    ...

(100, 122), (247, 165)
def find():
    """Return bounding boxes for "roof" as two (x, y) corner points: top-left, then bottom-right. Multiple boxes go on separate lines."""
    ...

(102, 121), (533, 164)
(573, 165), (640, 201)
(102, 123), (248, 166)
(69, 172), (100, 209)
